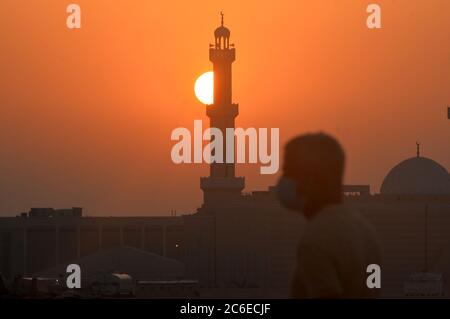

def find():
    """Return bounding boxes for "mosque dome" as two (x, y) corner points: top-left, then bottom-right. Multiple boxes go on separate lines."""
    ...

(214, 25), (230, 38)
(380, 155), (450, 195)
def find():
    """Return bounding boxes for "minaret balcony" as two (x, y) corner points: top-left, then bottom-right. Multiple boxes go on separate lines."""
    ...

(209, 48), (235, 62)
(200, 176), (245, 191)
(206, 103), (239, 119)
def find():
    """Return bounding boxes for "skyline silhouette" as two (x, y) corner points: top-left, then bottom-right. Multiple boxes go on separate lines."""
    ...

(0, 6), (449, 300)
(0, 1), (449, 217)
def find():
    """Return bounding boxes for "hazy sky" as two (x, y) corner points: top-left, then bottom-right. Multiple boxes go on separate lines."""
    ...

(0, 0), (449, 216)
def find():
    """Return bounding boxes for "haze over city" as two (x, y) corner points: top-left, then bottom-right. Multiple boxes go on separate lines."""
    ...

(0, 0), (449, 216)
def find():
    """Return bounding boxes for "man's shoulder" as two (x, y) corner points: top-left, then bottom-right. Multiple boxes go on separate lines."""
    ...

(300, 203), (377, 245)
(307, 203), (355, 228)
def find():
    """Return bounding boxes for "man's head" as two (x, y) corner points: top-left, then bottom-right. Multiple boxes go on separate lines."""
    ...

(277, 133), (345, 218)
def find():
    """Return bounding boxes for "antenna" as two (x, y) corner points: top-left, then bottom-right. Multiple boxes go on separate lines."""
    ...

(416, 142), (420, 158)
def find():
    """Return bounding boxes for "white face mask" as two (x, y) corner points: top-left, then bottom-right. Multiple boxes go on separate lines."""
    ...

(276, 176), (305, 211)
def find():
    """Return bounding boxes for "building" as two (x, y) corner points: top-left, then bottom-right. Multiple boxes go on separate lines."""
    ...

(0, 209), (184, 281)
(36, 246), (185, 287)
(199, 12), (245, 209)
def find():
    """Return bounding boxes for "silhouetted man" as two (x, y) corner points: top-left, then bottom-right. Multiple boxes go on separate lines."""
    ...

(277, 133), (381, 298)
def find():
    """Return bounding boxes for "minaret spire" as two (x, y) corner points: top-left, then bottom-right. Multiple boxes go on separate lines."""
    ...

(221, 11), (224, 26)
(416, 142), (420, 158)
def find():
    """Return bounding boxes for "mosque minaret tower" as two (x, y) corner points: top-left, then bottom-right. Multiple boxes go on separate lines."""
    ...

(200, 13), (245, 210)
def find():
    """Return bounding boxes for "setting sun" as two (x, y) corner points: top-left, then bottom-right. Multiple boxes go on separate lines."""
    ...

(194, 71), (214, 105)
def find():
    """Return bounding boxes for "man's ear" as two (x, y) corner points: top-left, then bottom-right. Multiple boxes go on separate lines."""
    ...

(306, 166), (319, 182)
(305, 167), (323, 192)
(297, 173), (312, 195)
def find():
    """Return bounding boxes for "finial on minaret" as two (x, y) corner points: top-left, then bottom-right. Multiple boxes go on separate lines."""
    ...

(416, 142), (420, 158)
(220, 11), (224, 26)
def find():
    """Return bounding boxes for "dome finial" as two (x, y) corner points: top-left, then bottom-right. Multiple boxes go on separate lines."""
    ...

(220, 11), (224, 26)
(416, 142), (420, 158)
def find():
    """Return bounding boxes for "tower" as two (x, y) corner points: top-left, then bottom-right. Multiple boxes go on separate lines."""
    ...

(200, 13), (245, 209)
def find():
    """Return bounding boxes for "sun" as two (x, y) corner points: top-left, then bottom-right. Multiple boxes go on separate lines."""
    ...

(194, 71), (214, 105)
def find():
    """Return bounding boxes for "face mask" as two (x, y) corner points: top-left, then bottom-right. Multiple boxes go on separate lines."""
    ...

(276, 176), (305, 211)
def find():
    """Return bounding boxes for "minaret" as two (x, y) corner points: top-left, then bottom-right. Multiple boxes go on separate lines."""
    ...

(200, 13), (245, 209)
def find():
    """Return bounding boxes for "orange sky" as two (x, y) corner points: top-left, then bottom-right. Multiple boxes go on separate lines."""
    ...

(0, 0), (449, 216)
